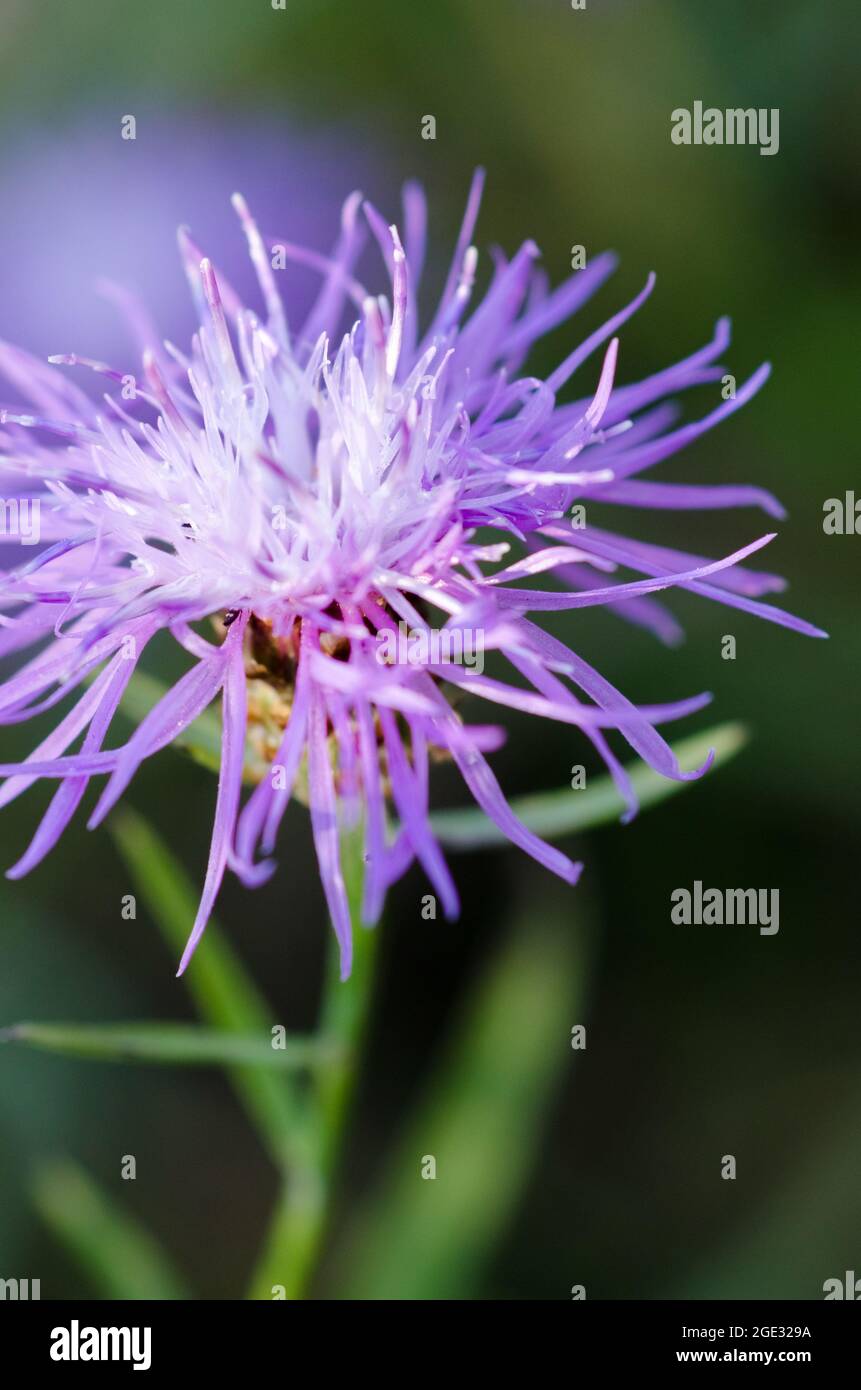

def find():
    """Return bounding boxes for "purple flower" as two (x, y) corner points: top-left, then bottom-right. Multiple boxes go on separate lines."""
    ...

(0, 170), (823, 977)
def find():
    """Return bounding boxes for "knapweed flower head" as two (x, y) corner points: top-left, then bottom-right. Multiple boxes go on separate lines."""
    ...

(0, 170), (824, 977)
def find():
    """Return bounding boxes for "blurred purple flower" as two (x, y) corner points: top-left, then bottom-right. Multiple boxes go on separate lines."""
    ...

(0, 112), (380, 365)
(0, 169), (823, 977)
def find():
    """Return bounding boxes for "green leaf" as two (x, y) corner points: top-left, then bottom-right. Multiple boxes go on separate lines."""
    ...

(110, 809), (302, 1167)
(334, 898), (591, 1299)
(429, 721), (748, 848)
(1, 1021), (337, 1070)
(32, 1159), (189, 1300)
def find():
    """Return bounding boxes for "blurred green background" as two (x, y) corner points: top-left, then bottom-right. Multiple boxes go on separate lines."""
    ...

(0, 0), (858, 1299)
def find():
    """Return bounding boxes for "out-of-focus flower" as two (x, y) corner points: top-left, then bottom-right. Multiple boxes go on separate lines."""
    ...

(0, 113), (380, 365)
(0, 170), (824, 976)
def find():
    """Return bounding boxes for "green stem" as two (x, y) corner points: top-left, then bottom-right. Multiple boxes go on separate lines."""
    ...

(317, 907), (379, 1175)
(247, 826), (379, 1299)
(246, 1127), (327, 1301)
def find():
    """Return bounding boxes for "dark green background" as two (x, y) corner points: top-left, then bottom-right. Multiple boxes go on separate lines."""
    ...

(0, 0), (858, 1299)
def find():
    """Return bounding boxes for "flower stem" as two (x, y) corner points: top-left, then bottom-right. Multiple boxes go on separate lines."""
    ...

(316, 846), (379, 1179)
(247, 825), (378, 1299)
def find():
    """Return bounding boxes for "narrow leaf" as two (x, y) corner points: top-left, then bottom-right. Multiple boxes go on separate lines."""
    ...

(2, 1021), (337, 1070)
(430, 721), (748, 848)
(32, 1159), (189, 1300)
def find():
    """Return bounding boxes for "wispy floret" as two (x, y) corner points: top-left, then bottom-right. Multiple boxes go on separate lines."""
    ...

(0, 171), (824, 976)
